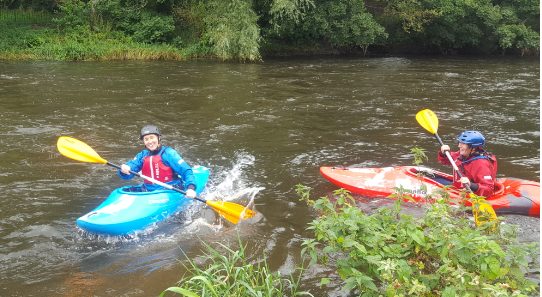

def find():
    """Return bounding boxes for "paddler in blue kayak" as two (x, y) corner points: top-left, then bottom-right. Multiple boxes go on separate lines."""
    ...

(439, 130), (498, 198)
(118, 125), (197, 198)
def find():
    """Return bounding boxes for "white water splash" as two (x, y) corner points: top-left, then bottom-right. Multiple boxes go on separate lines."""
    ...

(204, 152), (264, 206)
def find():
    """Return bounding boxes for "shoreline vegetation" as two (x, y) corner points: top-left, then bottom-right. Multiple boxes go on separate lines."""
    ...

(159, 149), (539, 296)
(0, 0), (539, 62)
(158, 185), (540, 296)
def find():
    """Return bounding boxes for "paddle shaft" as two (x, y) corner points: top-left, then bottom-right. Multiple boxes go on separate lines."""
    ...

(106, 162), (207, 204)
(433, 133), (473, 193)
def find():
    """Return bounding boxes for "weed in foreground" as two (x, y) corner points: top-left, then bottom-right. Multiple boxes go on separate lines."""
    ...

(160, 235), (313, 297)
(297, 185), (540, 296)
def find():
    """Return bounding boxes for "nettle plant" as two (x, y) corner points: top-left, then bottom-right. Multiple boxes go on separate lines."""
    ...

(297, 150), (539, 296)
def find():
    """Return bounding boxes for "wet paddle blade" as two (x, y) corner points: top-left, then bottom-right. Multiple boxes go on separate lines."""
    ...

(472, 198), (498, 227)
(416, 109), (439, 134)
(57, 136), (107, 164)
(206, 201), (256, 224)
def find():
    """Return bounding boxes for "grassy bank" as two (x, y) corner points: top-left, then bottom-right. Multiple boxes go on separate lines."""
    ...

(0, 21), (215, 61)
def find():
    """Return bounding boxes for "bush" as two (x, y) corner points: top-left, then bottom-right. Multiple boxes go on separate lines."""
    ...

(53, 0), (91, 33)
(130, 10), (175, 43)
(297, 185), (540, 296)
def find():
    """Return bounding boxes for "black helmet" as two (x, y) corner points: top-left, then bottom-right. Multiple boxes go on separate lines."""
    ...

(140, 125), (161, 140)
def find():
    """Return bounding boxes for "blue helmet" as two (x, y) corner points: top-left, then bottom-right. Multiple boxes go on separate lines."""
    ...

(457, 130), (485, 148)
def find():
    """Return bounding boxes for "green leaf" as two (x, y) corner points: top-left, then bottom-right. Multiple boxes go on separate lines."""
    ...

(337, 268), (349, 280)
(161, 287), (201, 297)
(509, 267), (524, 278)
(320, 277), (331, 287)
(343, 277), (358, 290)
(237, 280), (259, 296)
(190, 276), (217, 296)
(386, 284), (395, 297)
(408, 229), (424, 246)
(484, 256), (500, 278)
(354, 242), (367, 255)
(323, 246), (334, 253)
(487, 240), (505, 258)
(442, 286), (457, 297)
(440, 245), (449, 260)
(357, 275), (378, 292)
(343, 237), (356, 248)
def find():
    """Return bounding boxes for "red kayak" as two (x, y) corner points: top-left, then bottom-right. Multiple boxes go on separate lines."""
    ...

(320, 166), (540, 217)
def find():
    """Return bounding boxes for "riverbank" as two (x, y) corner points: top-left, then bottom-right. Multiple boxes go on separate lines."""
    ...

(1, 21), (538, 62)
(0, 22), (213, 61)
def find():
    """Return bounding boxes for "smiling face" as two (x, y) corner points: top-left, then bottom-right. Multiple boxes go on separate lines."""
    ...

(458, 142), (474, 157)
(143, 134), (160, 151)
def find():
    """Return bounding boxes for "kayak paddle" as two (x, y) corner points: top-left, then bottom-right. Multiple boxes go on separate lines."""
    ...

(57, 136), (256, 224)
(415, 109), (497, 226)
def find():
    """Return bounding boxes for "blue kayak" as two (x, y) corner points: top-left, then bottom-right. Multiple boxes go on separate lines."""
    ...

(76, 166), (210, 236)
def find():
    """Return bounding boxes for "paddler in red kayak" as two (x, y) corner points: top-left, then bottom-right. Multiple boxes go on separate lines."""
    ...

(439, 130), (498, 198)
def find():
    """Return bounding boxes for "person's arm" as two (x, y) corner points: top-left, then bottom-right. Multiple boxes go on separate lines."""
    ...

(118, 152), (145, 180)
(463, 160), (495, 198)
(437, 146), (460, 166)
(162, 148), (197, 190)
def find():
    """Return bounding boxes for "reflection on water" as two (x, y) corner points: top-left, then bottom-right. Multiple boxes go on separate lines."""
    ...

(0, 57), (539, 296)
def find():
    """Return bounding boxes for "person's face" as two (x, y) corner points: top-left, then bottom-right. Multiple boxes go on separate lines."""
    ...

(143, 134), (160, 151)
(458, 142), (473, 157)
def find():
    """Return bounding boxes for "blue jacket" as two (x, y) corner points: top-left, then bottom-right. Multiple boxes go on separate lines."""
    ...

(118, 146), (196, 191)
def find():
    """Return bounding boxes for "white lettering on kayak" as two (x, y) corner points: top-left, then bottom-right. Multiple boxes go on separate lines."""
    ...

(149, 199), (169, 204)
(408, 189), (427, 196)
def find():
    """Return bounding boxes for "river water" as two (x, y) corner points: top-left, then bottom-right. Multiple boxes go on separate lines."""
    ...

(0, 56), (539, 296)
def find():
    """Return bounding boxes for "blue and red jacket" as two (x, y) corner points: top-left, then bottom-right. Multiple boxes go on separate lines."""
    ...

(438, 151), (498, 198)
(118, 146), (196, 191)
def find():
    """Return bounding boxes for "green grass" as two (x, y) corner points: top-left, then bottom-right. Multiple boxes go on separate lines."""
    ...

(160, 235), (313, 297)
(0, 21), (215, 61)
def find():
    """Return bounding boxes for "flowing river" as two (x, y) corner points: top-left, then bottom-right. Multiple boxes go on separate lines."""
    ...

(0, 56), (539, 296)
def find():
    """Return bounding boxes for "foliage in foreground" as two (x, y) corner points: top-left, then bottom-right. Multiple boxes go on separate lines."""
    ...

(297, 185), (540, 296)
(160, 236), (312, 297)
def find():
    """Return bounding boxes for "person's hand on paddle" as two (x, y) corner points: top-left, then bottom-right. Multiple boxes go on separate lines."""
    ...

(440, 145), (450, 155)
(459, 177), (471, 187)
(120, 164), (132, 175)
(185, 189), (196, 198)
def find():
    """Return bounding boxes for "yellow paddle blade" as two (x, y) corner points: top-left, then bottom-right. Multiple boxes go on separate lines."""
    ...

(472, 198), (498, 227)
(416, 109), (439, 134)
(57, 136), (107, 164)
(206, 201), (256, 224)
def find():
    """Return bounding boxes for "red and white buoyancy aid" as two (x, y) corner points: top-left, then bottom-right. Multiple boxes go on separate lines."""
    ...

(141, 153), (174, 184)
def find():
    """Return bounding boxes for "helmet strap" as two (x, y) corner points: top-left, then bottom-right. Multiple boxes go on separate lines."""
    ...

(148, 144), (162, 155)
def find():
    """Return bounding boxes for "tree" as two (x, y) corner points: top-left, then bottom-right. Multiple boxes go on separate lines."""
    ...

(264, 0), (388, 54)
(496, 24), (540, 55)
(203, 0), (261, 60)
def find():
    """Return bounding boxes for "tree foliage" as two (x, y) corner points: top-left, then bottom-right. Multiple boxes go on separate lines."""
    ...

(378, 0), (539, 53)
(203, 0), (261, 60)
(3, 0), (540, 59)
